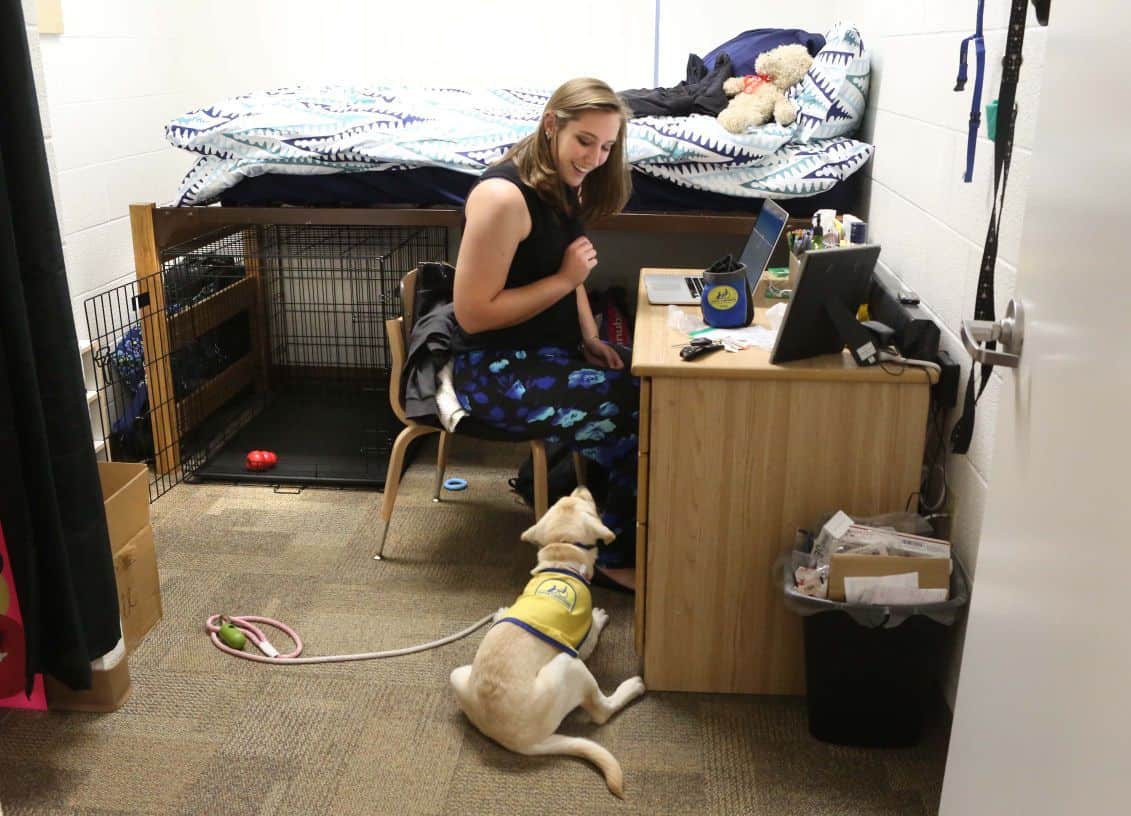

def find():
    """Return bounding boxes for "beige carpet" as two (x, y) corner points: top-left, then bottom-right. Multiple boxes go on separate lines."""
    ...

(0, 439), (950, 815)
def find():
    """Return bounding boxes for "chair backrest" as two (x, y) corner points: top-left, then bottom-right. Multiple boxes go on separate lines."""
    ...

(386, 263), (455, 425)
(399, 267), (419, 335)
(385, 268), (417, 425)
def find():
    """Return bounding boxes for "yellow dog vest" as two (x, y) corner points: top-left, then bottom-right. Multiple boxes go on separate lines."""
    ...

(497, 569), (592, 657)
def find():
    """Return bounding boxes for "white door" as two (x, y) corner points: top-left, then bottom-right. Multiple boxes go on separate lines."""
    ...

(939, 4), (1130, 814)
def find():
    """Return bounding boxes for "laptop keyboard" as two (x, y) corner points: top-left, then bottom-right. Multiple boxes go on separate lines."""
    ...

(685, 276), (704, 297)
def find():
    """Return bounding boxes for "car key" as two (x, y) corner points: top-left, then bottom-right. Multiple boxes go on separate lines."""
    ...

(680, 339), (724, 361)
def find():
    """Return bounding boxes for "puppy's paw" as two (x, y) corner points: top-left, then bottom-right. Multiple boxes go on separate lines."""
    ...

(621, 675), (646, 701)
(591, 607), (609, 630)
(492, 606), (509, 623)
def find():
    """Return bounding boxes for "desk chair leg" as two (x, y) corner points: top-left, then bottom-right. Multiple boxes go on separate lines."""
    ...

(376, 423), (439, 560)
(530, 440), (549, 520)
(433, 431), (452, 501)
(572, 451), (586, 487)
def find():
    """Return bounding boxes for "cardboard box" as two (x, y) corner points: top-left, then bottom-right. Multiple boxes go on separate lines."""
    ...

(827, 554), (951, 602)
(44, 643), (131, 712)
(98, 461), (149, 553)
(113, 525), (162, 652)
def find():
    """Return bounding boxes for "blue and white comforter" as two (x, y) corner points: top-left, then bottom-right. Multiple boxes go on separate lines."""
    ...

(167, 22), (871, 206)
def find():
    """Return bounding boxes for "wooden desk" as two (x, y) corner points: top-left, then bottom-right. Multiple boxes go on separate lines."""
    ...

(632, 269), (934, 695)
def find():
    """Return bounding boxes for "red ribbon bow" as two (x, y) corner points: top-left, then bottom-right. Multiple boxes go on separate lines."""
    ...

(740, 73), (772, 93)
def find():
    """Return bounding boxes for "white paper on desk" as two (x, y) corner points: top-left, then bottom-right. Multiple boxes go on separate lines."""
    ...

(844, 573), (947, 605)
(697, 325), (779, 351)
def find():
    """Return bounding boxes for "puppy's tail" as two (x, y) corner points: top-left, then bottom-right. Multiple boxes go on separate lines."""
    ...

(519, 734), (625, 798)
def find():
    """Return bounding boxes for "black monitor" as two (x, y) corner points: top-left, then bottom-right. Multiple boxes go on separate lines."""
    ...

(769, 244), (883, 366)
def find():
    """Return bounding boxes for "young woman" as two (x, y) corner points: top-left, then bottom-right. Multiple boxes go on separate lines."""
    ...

(451, 77), (638, 590)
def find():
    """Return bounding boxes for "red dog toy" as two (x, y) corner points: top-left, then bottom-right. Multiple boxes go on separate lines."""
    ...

(245, 450), (278, 471)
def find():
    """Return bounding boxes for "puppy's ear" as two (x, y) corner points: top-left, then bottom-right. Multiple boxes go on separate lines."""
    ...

(571, 485), (596, 506)
(584, 513), (616, 547)
(521, 512), (552, 547)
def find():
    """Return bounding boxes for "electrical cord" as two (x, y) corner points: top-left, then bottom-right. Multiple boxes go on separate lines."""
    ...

(919, 358), (954, 513)
(876, 348), (942, 378)
(876, 346), (948, 515)
(204, 612), (495, 665)
(919, 398), (951, 513)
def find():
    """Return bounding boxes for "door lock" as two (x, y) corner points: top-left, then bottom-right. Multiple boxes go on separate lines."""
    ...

(960, 298), (1024, 368)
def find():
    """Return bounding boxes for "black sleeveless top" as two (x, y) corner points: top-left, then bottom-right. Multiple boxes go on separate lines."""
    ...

(452, 161), (584, 352)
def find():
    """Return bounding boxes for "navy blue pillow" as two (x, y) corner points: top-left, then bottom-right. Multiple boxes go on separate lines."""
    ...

(703, 28), (826, 77)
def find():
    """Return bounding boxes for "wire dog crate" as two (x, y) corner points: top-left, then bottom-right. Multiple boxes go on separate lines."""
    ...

(85, 223), (447, 499)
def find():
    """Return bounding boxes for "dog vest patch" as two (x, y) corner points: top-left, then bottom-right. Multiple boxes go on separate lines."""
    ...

(496, 569), (592, 657)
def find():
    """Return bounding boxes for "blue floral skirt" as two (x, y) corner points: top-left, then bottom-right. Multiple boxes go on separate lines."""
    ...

(452, 345), (639, 567)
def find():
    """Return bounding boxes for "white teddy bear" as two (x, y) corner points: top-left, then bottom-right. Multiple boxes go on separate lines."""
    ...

(717, 43), (814, 133)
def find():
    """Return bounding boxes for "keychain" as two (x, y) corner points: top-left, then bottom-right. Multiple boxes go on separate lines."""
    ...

(680, 337), (725, 361)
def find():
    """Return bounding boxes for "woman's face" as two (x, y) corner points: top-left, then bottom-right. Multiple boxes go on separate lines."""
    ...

(548, 110), (621, 188)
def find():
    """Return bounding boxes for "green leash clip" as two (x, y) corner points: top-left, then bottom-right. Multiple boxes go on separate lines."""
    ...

(985, 99), (999, 141)
(218, 617), (247, 651)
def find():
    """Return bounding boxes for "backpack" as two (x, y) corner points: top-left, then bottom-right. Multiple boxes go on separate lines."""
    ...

(589, 286), (633, 346)
(509, 443), (608, 508)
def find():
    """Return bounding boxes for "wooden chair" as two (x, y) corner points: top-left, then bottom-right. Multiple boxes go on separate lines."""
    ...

(375, 267), (584, 559)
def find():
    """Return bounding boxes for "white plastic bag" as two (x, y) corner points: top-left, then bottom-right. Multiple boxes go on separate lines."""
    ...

(666, 305), (706, 334)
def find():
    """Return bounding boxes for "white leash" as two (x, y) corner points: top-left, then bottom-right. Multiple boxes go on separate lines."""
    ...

(205, 611), (495, 665)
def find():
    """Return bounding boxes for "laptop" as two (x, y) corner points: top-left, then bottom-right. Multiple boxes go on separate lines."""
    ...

(643, 199), (789, 305)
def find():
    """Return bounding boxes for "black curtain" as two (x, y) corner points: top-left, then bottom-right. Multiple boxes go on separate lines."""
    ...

(1, 2), (121, 691)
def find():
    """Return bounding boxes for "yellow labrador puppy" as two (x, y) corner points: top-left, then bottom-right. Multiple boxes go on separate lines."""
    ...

(450, 487), (645, 798)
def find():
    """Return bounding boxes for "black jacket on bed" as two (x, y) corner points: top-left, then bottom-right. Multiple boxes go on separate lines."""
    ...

(618, 52), (735, 118)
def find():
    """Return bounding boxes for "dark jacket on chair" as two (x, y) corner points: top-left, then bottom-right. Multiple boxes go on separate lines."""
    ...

(403, 262), (457, 424)
(402, 261), (548, 442)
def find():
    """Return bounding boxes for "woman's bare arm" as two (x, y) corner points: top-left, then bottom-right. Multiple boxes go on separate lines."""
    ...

(453, 179), (582, 335)
(576, 286), (600, 345)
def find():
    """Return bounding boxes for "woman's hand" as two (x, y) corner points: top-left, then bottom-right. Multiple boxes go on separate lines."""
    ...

(581, 335), (624, 370)
(559, 236), (598, 287)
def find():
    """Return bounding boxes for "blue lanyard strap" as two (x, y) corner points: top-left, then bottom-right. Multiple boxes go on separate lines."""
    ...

(955, 0), (987, 183)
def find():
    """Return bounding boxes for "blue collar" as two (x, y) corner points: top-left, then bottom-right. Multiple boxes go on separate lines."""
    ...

(532, 566), (591, 587)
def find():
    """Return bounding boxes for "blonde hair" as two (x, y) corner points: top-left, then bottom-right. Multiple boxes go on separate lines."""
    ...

(500, 77), (632, 222)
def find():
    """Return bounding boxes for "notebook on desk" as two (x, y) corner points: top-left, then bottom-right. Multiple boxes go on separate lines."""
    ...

(643, 199), (789, 305)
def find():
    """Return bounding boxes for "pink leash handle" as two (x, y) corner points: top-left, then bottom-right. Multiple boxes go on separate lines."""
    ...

(205, 614), (303, 663)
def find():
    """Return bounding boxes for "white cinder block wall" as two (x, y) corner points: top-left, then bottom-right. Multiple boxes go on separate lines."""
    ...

(26, 0), (1045, 706)
(23, 0), (200, 343)
(184, 0), (656, 97)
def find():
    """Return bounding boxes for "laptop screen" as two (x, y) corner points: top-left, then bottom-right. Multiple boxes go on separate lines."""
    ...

(738, 200), (788, 287)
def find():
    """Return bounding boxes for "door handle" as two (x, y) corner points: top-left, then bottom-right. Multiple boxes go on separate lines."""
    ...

(960, 298), (1024, 368)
